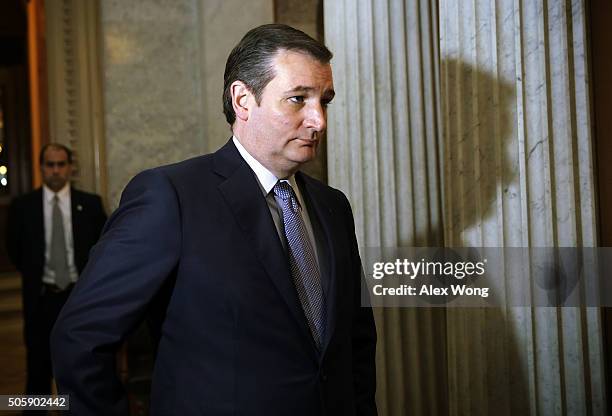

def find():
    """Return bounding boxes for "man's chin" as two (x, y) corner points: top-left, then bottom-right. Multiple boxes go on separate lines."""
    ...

(296, 141), (318, 157)
(294, 149), (317, 164)
(46, 181), (67, 192)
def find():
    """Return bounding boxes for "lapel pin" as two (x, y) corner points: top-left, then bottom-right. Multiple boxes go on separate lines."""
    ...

(77, 204), (83, 211)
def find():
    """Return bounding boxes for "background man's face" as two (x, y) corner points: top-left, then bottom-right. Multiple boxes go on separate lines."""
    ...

(41, 147), (72, 192)
(246, 50), (334, 177)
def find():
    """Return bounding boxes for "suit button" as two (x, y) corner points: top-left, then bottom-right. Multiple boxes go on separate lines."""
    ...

(320, 373), (328, 382)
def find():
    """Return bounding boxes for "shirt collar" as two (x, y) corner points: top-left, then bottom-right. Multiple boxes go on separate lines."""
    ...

(232, 136), (298, 194)
(43, 183), (71, 203)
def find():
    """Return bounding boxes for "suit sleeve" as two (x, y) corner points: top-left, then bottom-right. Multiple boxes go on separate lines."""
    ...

(340, 192), (378, 415)
(51, 169), (181, 415)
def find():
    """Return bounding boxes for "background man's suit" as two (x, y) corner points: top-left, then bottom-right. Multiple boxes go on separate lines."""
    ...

(7, 187), (106, 394)
(52, 140), (377, 415)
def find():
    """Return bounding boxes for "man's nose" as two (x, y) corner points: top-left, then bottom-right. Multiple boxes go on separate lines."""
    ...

(304, 103), (326, 132)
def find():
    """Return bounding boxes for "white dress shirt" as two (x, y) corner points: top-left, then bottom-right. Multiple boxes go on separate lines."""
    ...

(232, 136), (320, 267)
(42, 184), (78, 285)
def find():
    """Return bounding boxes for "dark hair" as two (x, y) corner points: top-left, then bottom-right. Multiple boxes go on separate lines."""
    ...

(40, 143), (73, 165)
(223, 23), (333, 125)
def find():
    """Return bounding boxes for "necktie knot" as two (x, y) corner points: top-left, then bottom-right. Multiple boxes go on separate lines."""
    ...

(273, 181), (293, 199)
(273, 181), (300, 211)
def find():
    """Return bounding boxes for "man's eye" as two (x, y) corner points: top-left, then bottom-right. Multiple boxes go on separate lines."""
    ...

(289, 96), (305, 104)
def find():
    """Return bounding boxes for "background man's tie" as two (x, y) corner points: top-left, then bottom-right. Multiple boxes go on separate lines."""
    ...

(273, 181), (326, 348)
(49, 195), (70, 290)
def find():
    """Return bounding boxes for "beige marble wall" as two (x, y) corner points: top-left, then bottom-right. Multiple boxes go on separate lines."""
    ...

(101, 0), (206, 208)
(100, 0), (273, 208)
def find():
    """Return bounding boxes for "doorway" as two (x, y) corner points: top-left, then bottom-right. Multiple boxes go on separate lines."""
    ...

(0, 1), (32, 271)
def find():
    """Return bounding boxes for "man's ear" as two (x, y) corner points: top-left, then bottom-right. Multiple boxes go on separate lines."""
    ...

(230, 81), (252, 122)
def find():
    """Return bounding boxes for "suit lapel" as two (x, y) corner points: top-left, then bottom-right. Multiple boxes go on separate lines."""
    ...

(71, 189), (83, 264)
(213, 141), (315, 350)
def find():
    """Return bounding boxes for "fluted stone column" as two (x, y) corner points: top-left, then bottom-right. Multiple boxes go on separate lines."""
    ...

(325, 0), (604, 415)
(325, 1), (447, 415)
(439, 0), (604, 414)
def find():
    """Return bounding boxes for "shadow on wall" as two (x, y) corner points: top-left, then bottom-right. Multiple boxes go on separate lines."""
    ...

(441, 58), (516, 239)
(438, 58), (531, 414)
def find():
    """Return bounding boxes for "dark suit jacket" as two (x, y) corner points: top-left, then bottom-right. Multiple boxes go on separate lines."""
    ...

(51, 141), (377, 415)
(6, 187), (107, 344)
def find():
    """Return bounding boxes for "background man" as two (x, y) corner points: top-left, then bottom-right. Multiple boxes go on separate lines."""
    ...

(52, 24), (377, 415)
(6, 143), (107, 397)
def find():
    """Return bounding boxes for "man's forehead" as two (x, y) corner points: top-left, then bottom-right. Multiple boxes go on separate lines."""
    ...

(271, 51), (334, 89)
(272, 50), (331, 72)
(44, 148), (69, 160)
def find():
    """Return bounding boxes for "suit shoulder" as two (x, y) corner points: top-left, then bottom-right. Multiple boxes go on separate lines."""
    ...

(150, 154), (214, 181)
(71, 188), (105, 210)
(122, 154), (214, 198)
(162, 154), (213, 172)
(72, 188), (103, 201)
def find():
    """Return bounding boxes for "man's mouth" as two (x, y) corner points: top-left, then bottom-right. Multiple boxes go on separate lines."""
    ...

(294, 137), (318, 145)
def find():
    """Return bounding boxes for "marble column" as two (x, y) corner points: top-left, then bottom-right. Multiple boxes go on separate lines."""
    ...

(325, 0), (605, 414)
(325, 1), (447, 415)
(439, 0), (604, 414)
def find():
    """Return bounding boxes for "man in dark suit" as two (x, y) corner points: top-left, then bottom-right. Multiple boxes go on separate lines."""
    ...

(6, 143), (107, 396)
(51, 24), (377, 415)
